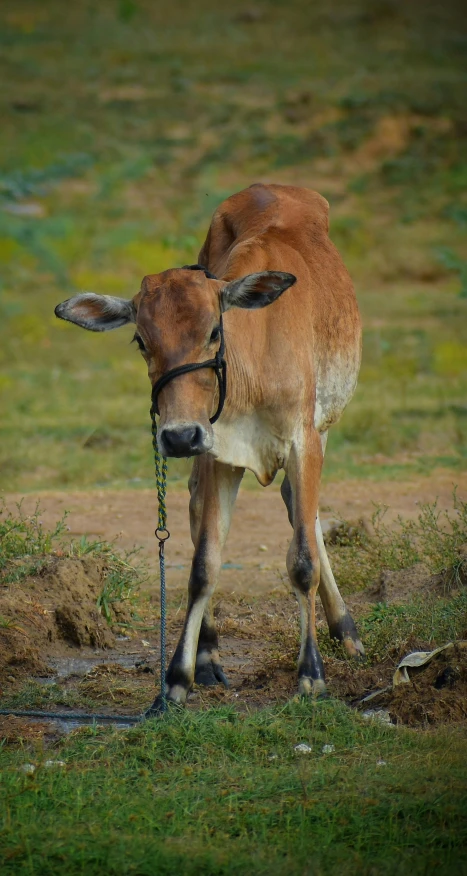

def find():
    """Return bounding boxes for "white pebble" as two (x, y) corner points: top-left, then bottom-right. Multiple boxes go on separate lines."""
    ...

(20, 764), (36, 774)
(376, 760), (387, 767)
(259, 545), (268, 552)
(322, 744), (335, 754)
(294, 743), (312, 754)
(44, 760), (66, 768)
(361, 709), (393, 726)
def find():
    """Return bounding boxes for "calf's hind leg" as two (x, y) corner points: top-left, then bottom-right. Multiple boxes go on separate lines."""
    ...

(285, 431), (326, 697)
(281, 471), (363, 658)
(315, 515), (364, 657)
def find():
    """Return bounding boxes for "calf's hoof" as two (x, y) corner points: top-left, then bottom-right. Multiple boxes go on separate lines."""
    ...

(195, 660), (229, 688)
(144, 691), (185, 718)
(342, 635), (365, 660)
(298, 677), (328, 699)
(329, 612), (365, 659)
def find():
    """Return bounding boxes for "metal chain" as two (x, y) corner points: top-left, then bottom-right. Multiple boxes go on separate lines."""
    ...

(150, 404), (169, 714)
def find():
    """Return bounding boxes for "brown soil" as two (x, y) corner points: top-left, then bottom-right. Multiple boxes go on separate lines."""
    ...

(4, 471), (465, 585)
(368, 644), (467, 727)
(1, 565), (465, 732)
(0, 557), (131, 686)
(1, 474), (466, 735)
(0, 715), (58, 746)
(368, 562), (467, 604)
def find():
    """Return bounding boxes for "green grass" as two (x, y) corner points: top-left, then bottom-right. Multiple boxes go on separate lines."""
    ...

(0, 0), (466, 491)
(350, 591), (467, 663)
(0, 499), (67, 581)
(1, 701), (467, 875)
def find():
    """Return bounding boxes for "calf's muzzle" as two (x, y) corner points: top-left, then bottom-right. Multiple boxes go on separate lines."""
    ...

(159, 423), (211, 458)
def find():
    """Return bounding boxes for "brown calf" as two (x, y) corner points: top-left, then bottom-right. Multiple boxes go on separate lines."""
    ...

(55, 183), (363, 713)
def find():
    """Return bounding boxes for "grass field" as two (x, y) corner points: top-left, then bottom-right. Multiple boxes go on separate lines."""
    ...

(2, 704), (467, 876)
(1, 0), (466, 492)
(1, 2), (467, 874)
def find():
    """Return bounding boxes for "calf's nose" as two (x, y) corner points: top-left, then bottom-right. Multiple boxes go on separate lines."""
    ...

(160, 424), (208, 457)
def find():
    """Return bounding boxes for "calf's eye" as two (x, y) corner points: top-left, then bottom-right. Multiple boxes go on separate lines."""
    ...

(133, 333), (146, 353)
(210, 326), (220, 344)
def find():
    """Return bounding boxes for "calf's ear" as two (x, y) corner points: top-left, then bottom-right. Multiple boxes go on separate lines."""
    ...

(55, 293), (135, 331)
(220, 271), (296, 312)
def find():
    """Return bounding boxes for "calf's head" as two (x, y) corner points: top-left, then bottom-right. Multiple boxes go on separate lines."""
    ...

(55, 267), (295, 457)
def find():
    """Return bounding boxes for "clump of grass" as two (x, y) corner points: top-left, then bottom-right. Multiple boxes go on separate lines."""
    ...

(318, 588), (467, 663)
(331, 490), (467, 593)
(0, 500), (144, 622)
(69, 535), (144, 622)
(357, 591), (467, 663)
(0, 500), (67, 582)
(0, 680), (93, 712)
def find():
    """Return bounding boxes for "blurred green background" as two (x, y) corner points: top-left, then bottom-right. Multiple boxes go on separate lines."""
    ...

(1, 0), (466, 492)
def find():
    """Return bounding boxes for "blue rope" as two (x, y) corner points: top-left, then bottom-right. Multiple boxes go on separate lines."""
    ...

(0, 709), (140, 723)
(158, 536), (167, 713)
(150, 404), (169, 714)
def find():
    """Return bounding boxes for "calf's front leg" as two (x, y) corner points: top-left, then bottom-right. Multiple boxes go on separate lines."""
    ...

(145, 458), (243, 715)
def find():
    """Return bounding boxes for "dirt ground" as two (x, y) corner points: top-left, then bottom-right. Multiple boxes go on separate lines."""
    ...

(5, 470), (465, 589)
(2, 472), (466, 738)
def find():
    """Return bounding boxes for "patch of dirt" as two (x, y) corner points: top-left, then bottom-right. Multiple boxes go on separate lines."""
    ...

(1, 578), (466, 730)
(4, 472), (465, 589)
(187, 629), (467, 729)
(374, 644), (467, 727)
(76, 662), (155, 708)
(0, 557), (131, 688)
(1, 478), (466, 731)
(368, 555), (467, 604)
(0, 715), (59, 745)
(322, 517), (370, 546)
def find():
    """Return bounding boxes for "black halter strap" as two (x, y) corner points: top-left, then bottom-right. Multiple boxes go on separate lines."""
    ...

(150, 266), (227, 425)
